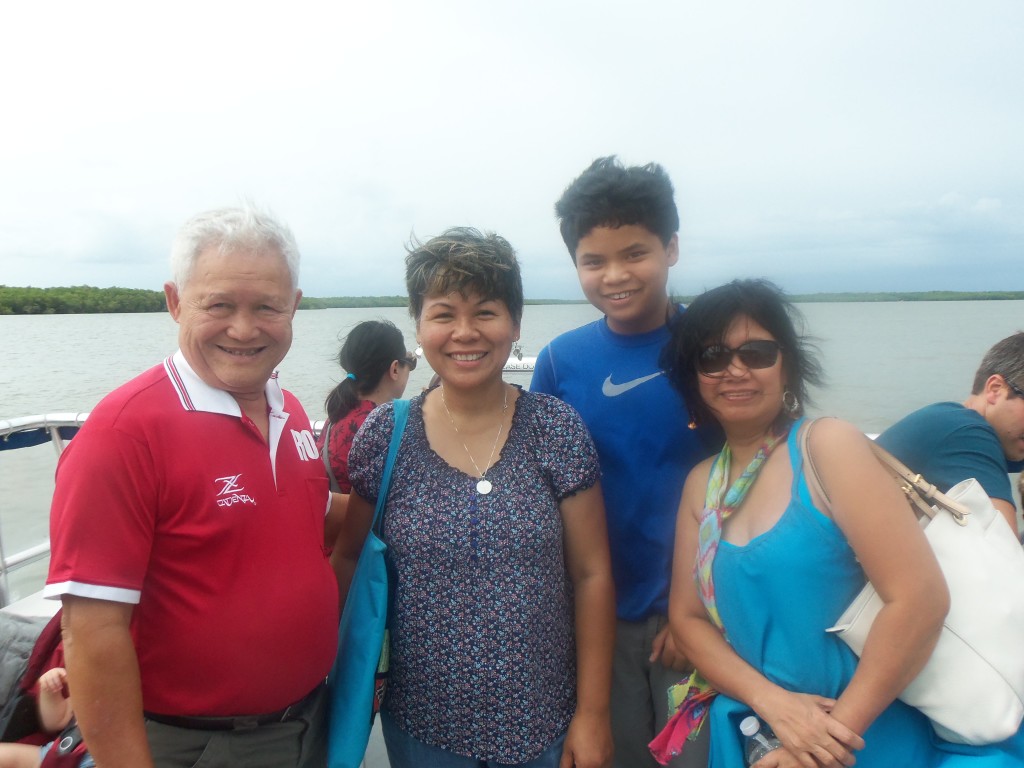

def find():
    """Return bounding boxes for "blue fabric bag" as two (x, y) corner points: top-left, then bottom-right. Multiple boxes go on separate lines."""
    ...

(327, 399), (409, 768)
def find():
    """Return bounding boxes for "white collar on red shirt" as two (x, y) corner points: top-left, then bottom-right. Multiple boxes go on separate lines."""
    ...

(163, 350), (287, 417)
(163, 351), (295, 482)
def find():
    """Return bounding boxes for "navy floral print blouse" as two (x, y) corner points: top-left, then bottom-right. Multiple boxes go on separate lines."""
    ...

(349, 388), (601, 762)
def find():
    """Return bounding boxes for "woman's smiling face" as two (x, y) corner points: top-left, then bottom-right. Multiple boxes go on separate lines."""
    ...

(697, 314), (786, 429)
(416, 290), (518, 390)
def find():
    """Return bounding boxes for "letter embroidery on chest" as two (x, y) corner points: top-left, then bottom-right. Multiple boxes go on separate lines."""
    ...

(291, 428), (319, 461)
(214, 474), (256, 507)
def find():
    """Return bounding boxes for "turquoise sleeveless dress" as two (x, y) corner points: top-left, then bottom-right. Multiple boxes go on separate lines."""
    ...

(705, 422), (1024, 767)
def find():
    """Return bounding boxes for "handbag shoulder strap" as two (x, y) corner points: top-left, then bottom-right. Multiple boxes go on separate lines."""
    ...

(868, 442), (969, 524)
(798, 417), (831, 510)
(320, 422), (342, 494)
(799, 418), (969, 525)
(372, 399), (410, 535)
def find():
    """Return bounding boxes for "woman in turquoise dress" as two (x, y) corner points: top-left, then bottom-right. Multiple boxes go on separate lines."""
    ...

(660, 279), (1024, 767)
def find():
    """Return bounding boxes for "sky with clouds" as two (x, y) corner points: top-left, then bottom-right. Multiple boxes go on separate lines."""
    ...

(1, 0), (1021, 299)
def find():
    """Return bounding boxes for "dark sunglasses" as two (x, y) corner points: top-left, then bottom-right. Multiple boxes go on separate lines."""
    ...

(400, 353), (418, 371)
(698, 339), (782, 376)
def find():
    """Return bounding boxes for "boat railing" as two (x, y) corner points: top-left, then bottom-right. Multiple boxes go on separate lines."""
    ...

(0, 413), (89, 609)
(0, 413), (326, 610)
(0, 414), (89, 455)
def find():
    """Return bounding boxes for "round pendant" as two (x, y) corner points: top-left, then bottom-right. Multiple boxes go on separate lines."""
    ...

(476, 478), (493, 495)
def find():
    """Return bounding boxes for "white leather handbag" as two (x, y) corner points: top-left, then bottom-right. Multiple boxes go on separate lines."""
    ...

(801, 422), (1024, 745)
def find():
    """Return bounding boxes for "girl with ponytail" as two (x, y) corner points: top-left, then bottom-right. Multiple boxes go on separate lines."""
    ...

(318, 319), (415, 492)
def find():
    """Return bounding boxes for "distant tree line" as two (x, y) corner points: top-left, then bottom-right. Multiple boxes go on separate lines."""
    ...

(0, 285), (166, 314)
(299, 295), (409, 309)
(674, 290), (1024, 304)
(2, 285), (1023, 315)
(300, 296), (590, 308)
(786, 291), (1024, 303)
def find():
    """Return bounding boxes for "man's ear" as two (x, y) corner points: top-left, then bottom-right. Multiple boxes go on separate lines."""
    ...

(666, 233), (680, 267)
(291, 289), (303, 316)
(164, 282), (181, 321)
(984, 373), (1006, 404)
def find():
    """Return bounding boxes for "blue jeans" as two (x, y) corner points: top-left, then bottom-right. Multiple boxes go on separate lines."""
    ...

(381, 711), (567, 768)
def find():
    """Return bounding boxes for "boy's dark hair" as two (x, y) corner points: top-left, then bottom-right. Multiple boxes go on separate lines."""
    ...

(555, 156), (679, 262)
(661, 279), (823, 428)
(971, 332), (1024, 395)
(405, 227), (524, 324)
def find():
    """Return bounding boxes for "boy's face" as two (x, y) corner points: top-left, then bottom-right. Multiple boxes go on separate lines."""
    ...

(574, 224), (678, 335)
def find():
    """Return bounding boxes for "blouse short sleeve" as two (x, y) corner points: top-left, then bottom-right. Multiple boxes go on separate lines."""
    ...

(525, 392), (601, 501)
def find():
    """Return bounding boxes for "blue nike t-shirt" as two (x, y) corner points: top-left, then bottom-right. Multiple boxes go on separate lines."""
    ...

(531, 316), (716, 621)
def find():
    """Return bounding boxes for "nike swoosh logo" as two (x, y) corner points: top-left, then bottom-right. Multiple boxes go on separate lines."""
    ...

(602, 371), (663, 397)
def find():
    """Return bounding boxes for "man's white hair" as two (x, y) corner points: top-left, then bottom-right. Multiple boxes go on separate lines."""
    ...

(169, 204), (300, 291)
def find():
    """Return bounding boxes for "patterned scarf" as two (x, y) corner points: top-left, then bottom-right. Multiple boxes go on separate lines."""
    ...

(650, 425), (790, 764)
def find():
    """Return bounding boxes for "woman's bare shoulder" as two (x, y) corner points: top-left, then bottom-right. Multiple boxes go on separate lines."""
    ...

(681, 455), (716, 519)
(804, 416), (871, 456)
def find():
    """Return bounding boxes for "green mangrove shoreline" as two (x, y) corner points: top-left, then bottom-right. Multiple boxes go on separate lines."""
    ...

(1, 285), (1023, 315)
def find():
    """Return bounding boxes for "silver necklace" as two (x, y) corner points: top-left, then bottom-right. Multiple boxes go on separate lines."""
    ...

(440, 383), (508, 495)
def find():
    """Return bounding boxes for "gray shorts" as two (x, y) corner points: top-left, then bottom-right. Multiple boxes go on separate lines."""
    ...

(611, 615), (709, 768)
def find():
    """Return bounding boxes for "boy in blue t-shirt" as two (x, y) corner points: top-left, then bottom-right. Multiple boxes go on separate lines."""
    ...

(531, 157), (715, 768)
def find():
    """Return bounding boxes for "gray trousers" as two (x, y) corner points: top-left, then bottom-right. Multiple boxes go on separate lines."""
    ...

(611, 616), (709, 768)
(145, 684), (328, 768)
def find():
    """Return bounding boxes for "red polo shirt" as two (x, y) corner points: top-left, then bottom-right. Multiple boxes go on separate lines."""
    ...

(46, 352), (339, 716)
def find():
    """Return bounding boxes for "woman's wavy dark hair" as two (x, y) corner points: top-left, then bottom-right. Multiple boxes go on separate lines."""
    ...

(661, 279), (822, 428)
(324, 319), (406, 423)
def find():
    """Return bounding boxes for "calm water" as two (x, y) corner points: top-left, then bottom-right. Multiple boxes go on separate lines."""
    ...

(2, 300), (1023, 600)
(4, 301), (1023, 427)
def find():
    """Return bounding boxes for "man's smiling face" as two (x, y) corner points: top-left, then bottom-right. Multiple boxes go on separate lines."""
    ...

(164, 246), (301, 403)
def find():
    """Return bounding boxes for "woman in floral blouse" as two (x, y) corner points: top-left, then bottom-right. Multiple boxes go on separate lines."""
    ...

(336, 228), (615, 768)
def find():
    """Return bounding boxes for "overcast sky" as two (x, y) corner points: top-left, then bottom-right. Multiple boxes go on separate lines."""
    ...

(1, 1), (1021, 299)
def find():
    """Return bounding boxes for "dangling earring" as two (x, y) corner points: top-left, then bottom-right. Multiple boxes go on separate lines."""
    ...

(782, 389), (800, 417)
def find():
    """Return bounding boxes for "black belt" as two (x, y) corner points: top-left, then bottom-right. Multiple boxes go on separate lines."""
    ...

(145, 680), (324, 732)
